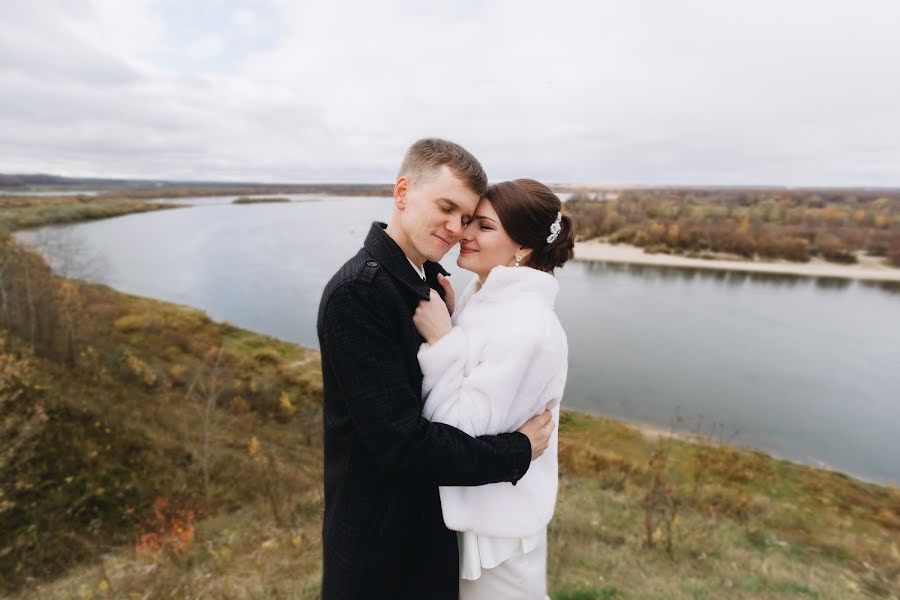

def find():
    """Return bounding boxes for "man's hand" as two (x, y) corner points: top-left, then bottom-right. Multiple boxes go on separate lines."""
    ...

(517, 409), (554, 461)
(436, 273), (455, 315)
(413, 289), (452, 344)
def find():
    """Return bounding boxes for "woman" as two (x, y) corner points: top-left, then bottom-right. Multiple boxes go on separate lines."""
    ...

(412, 179), (575, 599)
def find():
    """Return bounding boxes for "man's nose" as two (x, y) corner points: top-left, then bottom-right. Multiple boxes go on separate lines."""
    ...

(445, 217), (463, 239)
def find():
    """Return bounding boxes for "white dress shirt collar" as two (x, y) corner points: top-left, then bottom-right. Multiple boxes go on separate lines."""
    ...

(406, 256), (426, 281)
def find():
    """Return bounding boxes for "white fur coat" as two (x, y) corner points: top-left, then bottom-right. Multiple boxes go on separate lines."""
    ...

(418, 265), (568, 538)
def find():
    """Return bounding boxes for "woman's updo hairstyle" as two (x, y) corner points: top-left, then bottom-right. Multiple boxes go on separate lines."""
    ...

(484, 179), (575, 273)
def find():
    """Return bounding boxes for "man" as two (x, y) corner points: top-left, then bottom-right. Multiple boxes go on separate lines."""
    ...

(317, 138), (555, 599)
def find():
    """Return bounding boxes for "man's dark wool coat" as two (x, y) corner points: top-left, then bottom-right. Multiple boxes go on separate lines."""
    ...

(316, 222), (532, 599)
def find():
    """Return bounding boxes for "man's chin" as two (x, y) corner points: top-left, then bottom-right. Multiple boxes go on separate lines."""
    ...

(425, 243), (455, 263)
(427, 249), (450, 263)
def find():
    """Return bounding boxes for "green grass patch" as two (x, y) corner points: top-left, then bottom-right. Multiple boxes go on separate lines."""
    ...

(553, 585), (623, 599)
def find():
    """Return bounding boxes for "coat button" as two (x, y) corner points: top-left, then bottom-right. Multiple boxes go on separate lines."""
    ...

(366, 261), (378, 267)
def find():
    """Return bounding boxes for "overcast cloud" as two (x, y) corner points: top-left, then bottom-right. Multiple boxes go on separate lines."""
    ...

(2, 0), (899, 185)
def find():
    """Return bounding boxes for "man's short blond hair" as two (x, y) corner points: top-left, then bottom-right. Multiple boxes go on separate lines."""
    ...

(397, 138), (488, 195)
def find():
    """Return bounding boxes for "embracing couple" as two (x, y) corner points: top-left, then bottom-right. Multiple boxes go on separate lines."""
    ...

(316, 138), (575, 599)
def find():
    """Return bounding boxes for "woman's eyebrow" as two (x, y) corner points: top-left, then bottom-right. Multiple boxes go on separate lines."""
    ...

(473, 214), (496, 223)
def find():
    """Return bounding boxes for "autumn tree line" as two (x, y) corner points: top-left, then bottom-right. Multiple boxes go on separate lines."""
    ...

(0, 229), (81, 362)
(565, 188), (900, 266)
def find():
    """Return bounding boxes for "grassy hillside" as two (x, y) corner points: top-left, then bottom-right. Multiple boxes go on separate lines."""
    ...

(0, 277), (324, 593)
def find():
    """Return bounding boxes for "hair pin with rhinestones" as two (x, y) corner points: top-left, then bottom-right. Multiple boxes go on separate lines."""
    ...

(546, 211), (562, 243)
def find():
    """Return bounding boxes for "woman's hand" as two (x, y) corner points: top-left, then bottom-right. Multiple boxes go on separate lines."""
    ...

(414, 289), (452, 344)
(437, 273), (455, 315)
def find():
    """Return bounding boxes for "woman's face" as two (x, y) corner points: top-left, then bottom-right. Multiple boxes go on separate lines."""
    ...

(457, 198), (528, 280)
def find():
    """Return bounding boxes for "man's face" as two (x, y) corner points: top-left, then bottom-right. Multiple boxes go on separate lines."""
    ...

(396, 165), (480, 263)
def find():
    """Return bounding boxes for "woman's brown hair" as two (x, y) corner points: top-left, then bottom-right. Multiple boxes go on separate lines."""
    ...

(484, 179), (575, 273)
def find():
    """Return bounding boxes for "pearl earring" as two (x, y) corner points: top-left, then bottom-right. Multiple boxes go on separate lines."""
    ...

(514, 254), (522, 267)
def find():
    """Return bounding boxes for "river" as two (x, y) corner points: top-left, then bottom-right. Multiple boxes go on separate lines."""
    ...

(20, 194), (900, 484)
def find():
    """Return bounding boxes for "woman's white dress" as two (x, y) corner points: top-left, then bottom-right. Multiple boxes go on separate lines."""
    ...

(418, 265), (568, 599)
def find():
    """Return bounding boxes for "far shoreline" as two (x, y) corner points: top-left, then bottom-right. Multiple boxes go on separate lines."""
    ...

(574, 240), (900, 282)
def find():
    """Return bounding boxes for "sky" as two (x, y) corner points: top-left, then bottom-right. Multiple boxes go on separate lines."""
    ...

(2, 0), (899, 186)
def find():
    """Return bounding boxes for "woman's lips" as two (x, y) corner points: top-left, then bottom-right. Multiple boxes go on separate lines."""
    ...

(459, 247), (477, 254)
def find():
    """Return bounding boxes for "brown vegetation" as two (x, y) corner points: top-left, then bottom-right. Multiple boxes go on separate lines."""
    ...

(554, 412), (900, 598)
(0, 233), (322, 592)
(566, 188), (900, 266)
(0, 195), (178, 230)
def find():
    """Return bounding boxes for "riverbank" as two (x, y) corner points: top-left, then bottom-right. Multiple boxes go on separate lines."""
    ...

(232, 196), (291, 204)
(0, 194), (181, 230)
(575, 240), (900, 282)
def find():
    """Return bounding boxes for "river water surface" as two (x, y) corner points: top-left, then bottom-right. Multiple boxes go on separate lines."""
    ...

(20, 195), (900, 484)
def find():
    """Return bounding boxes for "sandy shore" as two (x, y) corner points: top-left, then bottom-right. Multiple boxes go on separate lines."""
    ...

(574, 240), (900, 282)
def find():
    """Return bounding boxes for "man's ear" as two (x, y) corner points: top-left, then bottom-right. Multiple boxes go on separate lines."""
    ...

(394, 177), (409, 210)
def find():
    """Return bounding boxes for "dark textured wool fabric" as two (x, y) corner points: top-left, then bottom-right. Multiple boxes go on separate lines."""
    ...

(317, 222), (532, 599)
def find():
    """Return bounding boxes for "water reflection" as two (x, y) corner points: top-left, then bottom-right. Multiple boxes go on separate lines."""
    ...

(582, 260), (813, 289)
(577, 260), (897, 295)
(813, 277), (853, 291)
(861, 280), (900, 295)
